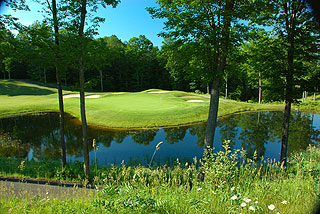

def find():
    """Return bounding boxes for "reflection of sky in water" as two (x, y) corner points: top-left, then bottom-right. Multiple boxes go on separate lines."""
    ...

(1, 111), (320, 166)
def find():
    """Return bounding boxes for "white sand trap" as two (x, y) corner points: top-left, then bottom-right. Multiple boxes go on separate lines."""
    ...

(86, 95), (101, 98)
(63, 94), (101, 99)
(63, 94), (80, 98)
(186, 100), (204, 102)
(181, 96), (201, 98)
(112, 92), (124, 94)
(148, 91), (169, 94)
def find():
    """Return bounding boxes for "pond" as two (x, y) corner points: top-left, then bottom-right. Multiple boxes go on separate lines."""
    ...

(0, 111), (319, 166)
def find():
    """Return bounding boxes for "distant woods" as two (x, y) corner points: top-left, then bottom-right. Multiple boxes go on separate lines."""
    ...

(0, 23), (319, 103)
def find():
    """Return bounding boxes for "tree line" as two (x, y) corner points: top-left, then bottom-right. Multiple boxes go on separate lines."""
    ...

(1, 22), (319, 102)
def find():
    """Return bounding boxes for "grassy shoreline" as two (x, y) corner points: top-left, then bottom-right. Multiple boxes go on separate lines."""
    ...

(0, 79), (286, 129)
(0, 144), (319, 213)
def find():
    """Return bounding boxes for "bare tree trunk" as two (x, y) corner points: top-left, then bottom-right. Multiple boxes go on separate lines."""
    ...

(314, 90), (316, 102)
(79, 55), (89, 176)
(8, 71), (11, 80)
(99, 70), (103, 92)
(207, 84), (210, 94)
(204, 77), (221, 149)
(56, 66), (66, 168)
(225, 77), (228, 99)
(280, 30), (294, 167)
(44, 67), (47, 84)
(259, 72), (262, 104)
(305, 91), (308, 102)
(79, 0), (90, 177)
(52, 0), (66, 169)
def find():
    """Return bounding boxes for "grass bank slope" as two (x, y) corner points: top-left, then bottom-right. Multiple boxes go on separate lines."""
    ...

(0, 80), (283, 128)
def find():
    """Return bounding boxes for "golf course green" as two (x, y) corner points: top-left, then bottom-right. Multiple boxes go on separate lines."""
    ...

(0, 80), (283, 128)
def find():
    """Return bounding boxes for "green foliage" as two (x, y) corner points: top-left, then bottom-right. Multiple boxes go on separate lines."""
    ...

(0, 145), (319, 213)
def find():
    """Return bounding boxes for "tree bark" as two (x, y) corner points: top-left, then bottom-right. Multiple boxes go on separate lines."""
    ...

(52, 0), (66, 169)
(280, 36), (294, 167)
(259, 71), (262, 104)
(99, 70), (103, 92)
(78, 0), (90, 177)
(44, 67), (47, 84)
(79, 54), (89, 176)
(225, 77), (228, 99)
(204, 77), (221, 149)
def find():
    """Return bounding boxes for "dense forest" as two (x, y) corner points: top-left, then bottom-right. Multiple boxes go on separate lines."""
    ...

(1, 20), (319, 102)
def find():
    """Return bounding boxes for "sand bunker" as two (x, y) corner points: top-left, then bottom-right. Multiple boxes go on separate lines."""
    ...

(86, 95), (101, 98)
(181, 96), (201, 98)
(63, 94), (80, 98)
(186, 100), (204, 102)
(63, 94), (101, 99)
(148, 91), (169, 94)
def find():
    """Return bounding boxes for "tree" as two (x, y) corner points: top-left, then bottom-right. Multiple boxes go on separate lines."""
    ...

(148, 0), (253, 150)
(62, 0), (120, 176)
(259, 0), (320, 166)
(50, 0), (67, 168)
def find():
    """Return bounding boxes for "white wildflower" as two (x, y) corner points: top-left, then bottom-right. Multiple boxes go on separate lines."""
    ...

(231, 195), (238, 200)
(249, 206), (255, 211)
(244, 198), (251, 203)
(268, 204), (275, 210)
(241, 202), (247, 207)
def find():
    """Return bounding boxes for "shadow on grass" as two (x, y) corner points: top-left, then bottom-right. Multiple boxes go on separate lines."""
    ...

(0, 81), (55, 96)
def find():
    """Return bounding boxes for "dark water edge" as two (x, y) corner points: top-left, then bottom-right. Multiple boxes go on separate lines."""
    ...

(0, 111), (319, 166)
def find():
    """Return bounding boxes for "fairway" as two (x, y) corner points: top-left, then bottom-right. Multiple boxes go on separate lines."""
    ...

(0, 80), (283, 128)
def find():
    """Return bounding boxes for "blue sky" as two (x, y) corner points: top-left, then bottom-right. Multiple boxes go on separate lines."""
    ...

(1, 0), (166, 47)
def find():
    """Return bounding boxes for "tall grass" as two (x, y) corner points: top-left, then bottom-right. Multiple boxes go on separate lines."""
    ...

(1, 143), (319, 213)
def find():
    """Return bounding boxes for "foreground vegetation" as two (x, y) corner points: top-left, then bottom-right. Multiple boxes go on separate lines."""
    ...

(0, 80), (285, 128)
(0, 143), (319, 213)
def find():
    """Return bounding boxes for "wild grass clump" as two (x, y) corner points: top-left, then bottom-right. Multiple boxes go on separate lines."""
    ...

(91, 141), (320, 213)
(1, 141), (319, 213)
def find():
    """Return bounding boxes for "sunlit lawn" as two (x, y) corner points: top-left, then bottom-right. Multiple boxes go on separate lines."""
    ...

(0, 80), (284, 128)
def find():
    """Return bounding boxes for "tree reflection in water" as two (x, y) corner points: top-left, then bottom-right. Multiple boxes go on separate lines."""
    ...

(0, 111), (318, 165)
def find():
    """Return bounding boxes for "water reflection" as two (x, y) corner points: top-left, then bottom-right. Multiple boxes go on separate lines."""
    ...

(0, 111), (319, 165)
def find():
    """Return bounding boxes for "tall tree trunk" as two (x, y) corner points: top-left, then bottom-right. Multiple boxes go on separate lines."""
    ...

(79, 0), (90, 177)
(259, 71), (262, 104)
(305, 91), (308, 102)
(52, 0), (66, 169)
(314, 89), (316, 101)
(79, 54), (89, 176)
(280, 37), (294, 167)
(8, 71), (10, 80)
(225, 77), (228, 99)
(56, 66), (66, 168)
(204, 77), (221, 149)
(44, 67), (47, 84)
(99, 70), (103, 92)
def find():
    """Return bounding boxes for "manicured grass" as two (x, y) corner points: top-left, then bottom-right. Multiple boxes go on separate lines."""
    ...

(0, 144), (319, 213)
(0, 80), (285, 128)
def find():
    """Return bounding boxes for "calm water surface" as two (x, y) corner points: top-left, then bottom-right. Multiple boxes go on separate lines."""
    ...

(0, 111), (319, 165)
